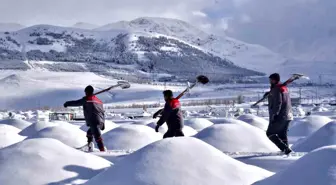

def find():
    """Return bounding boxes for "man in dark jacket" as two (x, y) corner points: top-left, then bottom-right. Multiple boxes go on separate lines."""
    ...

(155, 90), (184, 138)
(64, 85), (106, 152)
(267, 73), (293, 154)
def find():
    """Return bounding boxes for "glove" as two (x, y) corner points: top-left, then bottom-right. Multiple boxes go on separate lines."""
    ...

(155, 125), (160, 132)
(100, 123), (105, 130)
(63, 102), (68, 108)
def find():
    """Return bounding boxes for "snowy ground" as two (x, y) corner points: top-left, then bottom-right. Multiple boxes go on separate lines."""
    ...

(0, 71), (335, 184)
(0, 70), (334, 110)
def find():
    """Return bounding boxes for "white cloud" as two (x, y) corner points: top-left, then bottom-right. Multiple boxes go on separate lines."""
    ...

(226, 0), (336, 60)
(192, 11), (208, 17)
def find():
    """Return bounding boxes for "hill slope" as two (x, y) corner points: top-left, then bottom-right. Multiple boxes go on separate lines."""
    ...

(96, 17), (287, 72)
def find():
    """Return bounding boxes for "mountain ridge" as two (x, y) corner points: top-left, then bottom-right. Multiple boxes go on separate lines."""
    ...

(0, 17), (280, 83)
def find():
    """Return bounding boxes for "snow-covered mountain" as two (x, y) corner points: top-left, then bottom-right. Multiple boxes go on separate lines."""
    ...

(0, 21), (266, 83)
(96, 17), (288, 73)
(72, 22), (99, 30)
(0, 23), (25, 32)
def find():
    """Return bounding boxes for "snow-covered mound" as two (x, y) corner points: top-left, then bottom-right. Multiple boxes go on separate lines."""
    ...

(0, 118), (32, 129)
(288, 115), (332, 137)
(102, 124), (162, 150)
(80, 120), (119, 134)
(0, 124), (22, 134)
(182, 126), (198, 136)
(253, 145), (336, 185)
(194, 124), (278, 152)
(86, 137), (272, 185)
(292, 121), (336, 152)
(19, 121), (59, 136)
(0, 133), (25, 149)
(0, 124), (25, 148)
(28, 125), (87, 148)
(0, 138), (111, 185)
(184, 118), (214, 131)
(237, 114), (269, 130)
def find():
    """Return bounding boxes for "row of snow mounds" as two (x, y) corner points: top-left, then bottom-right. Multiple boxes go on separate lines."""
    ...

(102, 124), (162, 150)
(292, 121), (336, 152)
(194, 123), (279, 152)
(0, 124), (26, 148)
(85, 137), (273, 185)
(79, 120), (119, 134)
(0, 118), (32, 129)
(288, 115), (333, 137)
(253, 145), (336, 185)
(0, 138), (111, 185)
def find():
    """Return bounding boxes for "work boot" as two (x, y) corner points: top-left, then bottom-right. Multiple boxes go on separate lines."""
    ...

(88, 142), (94, 152)
(283, 147), (292, 155)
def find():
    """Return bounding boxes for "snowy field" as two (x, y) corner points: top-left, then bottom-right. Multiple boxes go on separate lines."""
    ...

(0, 71), (335, 185)
(0, 70), (334, 110)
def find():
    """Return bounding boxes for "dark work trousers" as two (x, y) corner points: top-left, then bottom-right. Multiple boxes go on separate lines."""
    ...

(163, 129), (185, 138)
(266, 120), (290, 151)
(87, 124), (105, 151)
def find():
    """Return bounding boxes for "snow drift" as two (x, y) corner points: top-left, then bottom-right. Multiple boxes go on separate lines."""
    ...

(184, 118), (214, 131)
(102, 124), (162, 150)
(0, 124), (25, 148)
(80, 120), (119, 134)
(292, 121), (336, 152)
(85, 137), (273, 185)
(237, 114), (269, 131)
(253, 145), (336, 185)
(0, 138), (111, 185)
(28, 124), (87, 148)
(0, 118), (32, 129)
(194, 124), (279, 152)
(288, 115), (332, 137)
